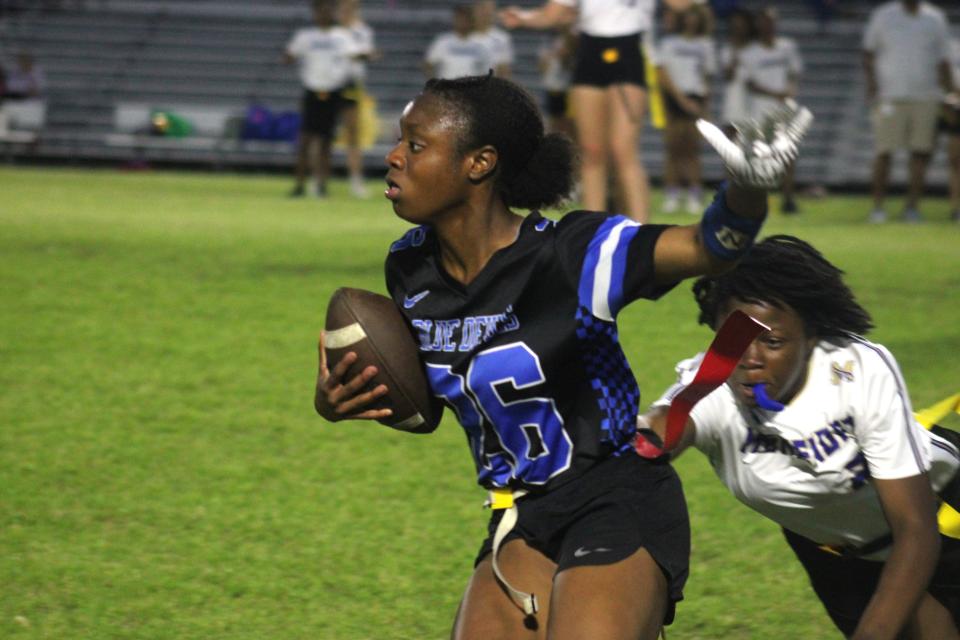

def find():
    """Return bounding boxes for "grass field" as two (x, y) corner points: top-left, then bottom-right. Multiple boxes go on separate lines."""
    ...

(2, 166), (958, 639)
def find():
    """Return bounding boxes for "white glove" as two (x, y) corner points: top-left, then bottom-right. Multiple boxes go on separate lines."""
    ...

(697, 100), (814, 190)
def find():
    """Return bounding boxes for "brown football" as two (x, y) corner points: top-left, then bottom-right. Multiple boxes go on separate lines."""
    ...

(323, 287), (440, 433)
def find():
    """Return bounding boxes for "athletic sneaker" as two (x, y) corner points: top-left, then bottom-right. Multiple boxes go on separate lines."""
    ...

(781, 198), (799, 214)
(951, 210), (960, 223)
(662, 195), (679, 214)
(350, 176), (369, 199)
(288, 185), (305, 198)
(867, 208), (887, 224)
(684, 195), (702, 215)
(902, 208), (923, 224)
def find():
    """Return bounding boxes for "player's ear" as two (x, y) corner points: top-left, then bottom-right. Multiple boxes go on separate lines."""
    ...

(467, 145), (499, 183)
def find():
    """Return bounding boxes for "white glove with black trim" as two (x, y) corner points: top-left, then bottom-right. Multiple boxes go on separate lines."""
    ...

(696, 100), (814, 190)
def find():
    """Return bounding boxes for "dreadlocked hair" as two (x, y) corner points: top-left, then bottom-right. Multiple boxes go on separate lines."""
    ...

(692, 235), (874, 337)
(423, 73), (576, 210)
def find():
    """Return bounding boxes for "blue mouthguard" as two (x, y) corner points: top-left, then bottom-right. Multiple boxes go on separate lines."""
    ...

(752, 383), (785, 412)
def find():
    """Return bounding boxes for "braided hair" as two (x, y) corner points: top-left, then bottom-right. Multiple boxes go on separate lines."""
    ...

(422, 73), (576, 210)
(692, 235), (874, 337)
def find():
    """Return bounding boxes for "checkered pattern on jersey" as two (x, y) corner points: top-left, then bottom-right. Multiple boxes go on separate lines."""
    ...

(575, 305), (640, 447)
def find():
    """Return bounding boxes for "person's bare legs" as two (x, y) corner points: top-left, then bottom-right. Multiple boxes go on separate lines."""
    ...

(292, 133), (311, 194)
(547, 547), (668, 640)
(677, 119), (702, 213)
(342, 102), (368, 197)
(662, 119), (682, 210)
(904, 151), (931, 215)
(315, 137), (333, 197)
(571, 86), (610, 212)
(871, 152), (890, 211)
(949, 135), (960, 218)
(607, 83), (649, 222)
(452, 539), (556, 640)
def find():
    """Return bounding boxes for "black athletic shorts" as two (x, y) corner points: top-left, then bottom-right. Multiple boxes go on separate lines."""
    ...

(783, 527), (960, 636)
(665, 93), (706, 122)
(475, 451), (690, 624)
(545, 90), (568, 118)
(300, 88), (343, 137)
(572, 32), (646, 88)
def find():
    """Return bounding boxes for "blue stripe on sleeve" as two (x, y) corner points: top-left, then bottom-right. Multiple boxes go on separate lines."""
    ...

(577, 215), (641, 320)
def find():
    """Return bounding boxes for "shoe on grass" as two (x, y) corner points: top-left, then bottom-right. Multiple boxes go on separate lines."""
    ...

(901, 208), (923, 224)
(867, 208), (887, 224)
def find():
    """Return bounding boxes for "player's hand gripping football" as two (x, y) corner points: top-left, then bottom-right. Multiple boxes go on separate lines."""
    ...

(314, 331), (392, 422)
(697, 100), (813, 190)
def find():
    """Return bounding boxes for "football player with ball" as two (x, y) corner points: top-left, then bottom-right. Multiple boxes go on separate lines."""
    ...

(315, 73), (810, 639)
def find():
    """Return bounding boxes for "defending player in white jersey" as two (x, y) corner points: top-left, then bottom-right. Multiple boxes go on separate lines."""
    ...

(641, 235), (960, 640)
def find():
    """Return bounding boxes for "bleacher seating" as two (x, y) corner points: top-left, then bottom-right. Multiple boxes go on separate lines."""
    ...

(0, 0), (957, 188)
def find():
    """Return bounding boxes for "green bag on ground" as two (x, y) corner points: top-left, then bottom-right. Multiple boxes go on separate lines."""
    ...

(150, 110), (193, 138)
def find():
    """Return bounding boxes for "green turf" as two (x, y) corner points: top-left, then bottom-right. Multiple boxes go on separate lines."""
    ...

(1, 166), (958, 639)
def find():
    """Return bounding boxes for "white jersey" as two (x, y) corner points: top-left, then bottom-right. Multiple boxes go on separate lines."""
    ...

(554, 0), (654, 38)
(863, 1), (950, 101)
(425, 32), (496, 80)
(474, 26), (514, 68)
(652, 337), (960, 560)
(719, 42), (749, 124)
(657, 34), (716, 97)
(344, 21), (375, 84)
(740, 37), (803, 120)
(286, 26), (357, 91)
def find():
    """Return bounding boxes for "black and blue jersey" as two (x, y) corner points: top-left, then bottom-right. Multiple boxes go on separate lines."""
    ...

(385, 211), (676, 491)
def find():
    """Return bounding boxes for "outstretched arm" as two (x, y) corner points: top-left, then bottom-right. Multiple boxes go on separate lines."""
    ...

(499, 1), (575, 30)
(639, 407), (697, 459)
(653, 103), (812, 285)
(851, 474), (941, 640)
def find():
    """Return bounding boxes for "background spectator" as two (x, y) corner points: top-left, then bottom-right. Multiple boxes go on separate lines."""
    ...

(473, 0), (514, 78)
(537, 28), (576, 138)
(424, 6), (494, 80)
(718, 8), (754, 136)
(741, 6), (803, 213)
(3, 51), (45, 100)
(863, 0), (953, 223)
(943, 33), (960, 224)
(500, 0), (699, 223)
(656, 4), (716, 214)
(339, 0), (377, 199)
(283, 0), (357, 198)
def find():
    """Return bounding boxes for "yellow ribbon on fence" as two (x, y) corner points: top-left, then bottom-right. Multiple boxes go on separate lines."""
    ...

(915, 392), (960, 539)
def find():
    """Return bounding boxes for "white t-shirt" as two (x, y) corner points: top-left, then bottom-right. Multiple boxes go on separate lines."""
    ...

(740, 37), (803, 120)
(474, 26), (514, 68)
(657, 35), (716, 97)
(652, 337), (960, 559)
(719, 43), (749, 124)
(345, 21), (375, 84)
(862, 1), (950, 101)
(426, 32), (496, 80)
(286, 26), (357, 91)
(553, 0), (655, 38)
